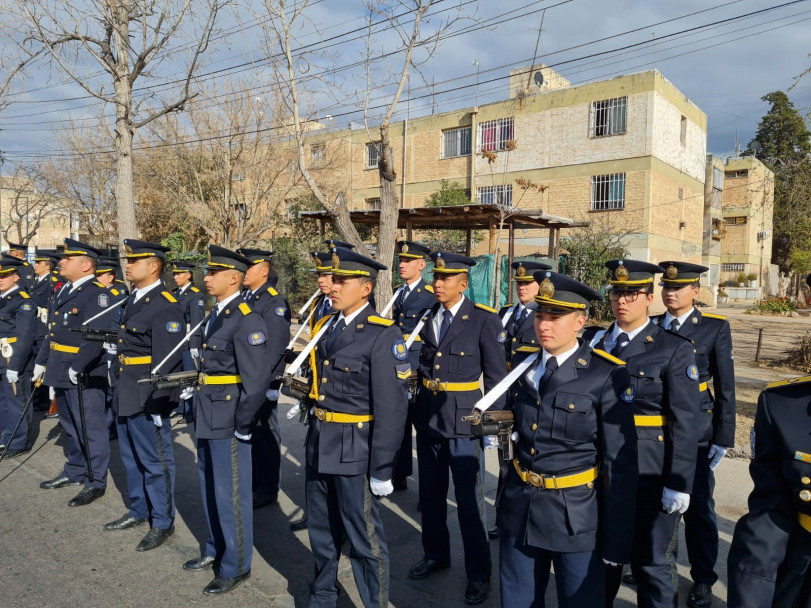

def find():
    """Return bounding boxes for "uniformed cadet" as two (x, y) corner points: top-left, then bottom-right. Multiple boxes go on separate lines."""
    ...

(34, 239), (113, 507)
(391, 240), (435, 492)
(236, 247), (291, 510)
(6, 242), (35, 291)
(727, 376), (811, 607)
(309, 252), (335, 328)
(305, 247), (408, 608)
(324, 239), (375, 310)
(409, 251), (508, 605)
(170, 261), (205, 423)
(498, 271), (638, 607)
(30, 250), (60, 412)
(182, 246), (269, 595)
(102, 240), (184, 552)
(0, 257), (38, 456)
(583, 259), (700, 608)
(654, 261), (736, 608)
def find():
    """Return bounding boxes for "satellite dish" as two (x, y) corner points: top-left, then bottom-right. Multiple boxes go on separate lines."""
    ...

(533, 71), (544, 87)
(749, 140), (762, 154)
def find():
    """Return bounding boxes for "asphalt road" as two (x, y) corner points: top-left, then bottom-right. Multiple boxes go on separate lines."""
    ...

(0, 396), (753, 608)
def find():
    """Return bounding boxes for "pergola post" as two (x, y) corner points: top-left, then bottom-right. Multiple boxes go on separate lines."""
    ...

(465, 229), (472, 256)
(406, 220), (413, 241)
(548, 227), (559, 270)
(507, 219), (515, 301)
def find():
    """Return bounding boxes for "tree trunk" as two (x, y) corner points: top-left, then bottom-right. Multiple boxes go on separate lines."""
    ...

(376, 123), (398, 307)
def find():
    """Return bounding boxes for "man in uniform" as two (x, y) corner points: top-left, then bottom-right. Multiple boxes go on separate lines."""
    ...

(34, 239), (112, 506)
(654, 261), (736, 608)
(498, 271), (638, 606)
(6, 242), (35, 291)
(236, 247), (291, 510)
(0, 257), (38, 456)
(182, 246), (268, 595)
(408, 251), (507, 605)
(583, 259), (700, 608)
(170, 260), (205, 423)
(30, 250), (60, 412)
(728, 376), (811, 607)
(305, 247), (408, 608)
(391, 240), (435, 492)
(103, 240), (184, 552)
(309, 252), (335, 329)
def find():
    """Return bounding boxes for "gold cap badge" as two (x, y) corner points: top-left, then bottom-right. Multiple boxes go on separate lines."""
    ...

(540, 277), (555, 298)
(516, 264), (526, 277)
(436, 256), (446, 269)
(401, 243), (409, 254)
(615, 265), (629, 281)
(331, 252), (340, 269)
(666, 264), (678, 279)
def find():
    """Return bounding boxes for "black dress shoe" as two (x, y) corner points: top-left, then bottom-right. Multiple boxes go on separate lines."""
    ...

(203, 571), (251, 595)
(252, 491), (278, 510)
(622, 571), (636, 585)
(392, 479), (407, 491)
(40, 474), (81, 490)
(2, 447), (31, 458)
(464, 580), (490, 605)
(184, 555), (218, 571)
(68, 487), (105, 506)
(104, 513), (147, 531)
(290, 517), (308, 531)
(136, 526), (174, 551)
(408, 558), (451, 579)
(487, 526), (500, 540)
(687, 582), (713, 608)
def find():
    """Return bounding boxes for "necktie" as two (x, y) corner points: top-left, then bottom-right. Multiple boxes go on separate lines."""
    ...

(324, 318), (346, 351)
(395, 287), (409, 310)
(537, 356), (558, 393)
(511, 306), (524, 334)
(205, 307), (219, 338)
(322, 297), (331, 316)
(438, 311), (453, 343)
(669, 319), (680, 332)
(611, 332), (629, 356)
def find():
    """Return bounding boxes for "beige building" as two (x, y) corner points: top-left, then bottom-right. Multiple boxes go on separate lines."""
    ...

(0, 175), (71, 255)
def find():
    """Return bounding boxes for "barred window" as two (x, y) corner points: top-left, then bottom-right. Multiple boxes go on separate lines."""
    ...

(311, 143), (326, 163)
(365, 142), (382, 169)
(713, 167), (724, 190)
(727, 216), (748, 225)
(478, 117), (514, 152)
(721, 263), (745, 272)
(442, 127), (472, 158)
(477, 184), (512, 206)
(365, 197), (381, 210)
(590, 173), (626, 211)
(590, 97), (627, 137)
(725, 169), (748, 179)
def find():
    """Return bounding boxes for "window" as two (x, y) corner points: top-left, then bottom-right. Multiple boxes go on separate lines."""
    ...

(680, 115), (687, 146)
(713, 167), (724, 190)
(727, 216), (748, 225)
(590, 173), (626, 211)
(677, 187), (684, 200)
(725, 169), (749, 179)
(711, 218), (725, 240)
(478, 117), (514, 152)
(311, 143), (326, 163)
(589, 96), (627, 137)
(442, 127), (472, 158)
(365, 197), (381, 210)
(722, 263), (745, 272)
(365, 142), (382, 169)
(477, 184), (512, 206)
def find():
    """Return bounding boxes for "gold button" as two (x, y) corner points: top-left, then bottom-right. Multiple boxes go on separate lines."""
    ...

(324, 361), (329, 366)
(436, 352), (442, 357)
(197, 386), (201, 391)
(225, 309), (229, 314)
(202, 343), (206, 349)
(435, 365), (440, 369)
(536, 400), (540, 405)
(118, 367), (123, 372)
(344, 367), (349, 371)
(200, 358), (204, 363)
(120, 325), (125, 329)
(50, 333), (54, 337)
(639, 371), (645, 376)
(801, 490), (811, 502)
(657, 435), (664, 442)
(357, 422), (364, 429)
(318, 395), (325, 401)
(530, 448), (535, 454)
(512, 338), (517, 343)
(322, 378), (327, 383)
(531, 423), (538, 431)
(225, 395), (231, 401)
(212, 345), (216, 349)
(803, 477), (811, 485)
(586, 481), (594, 489)
(118, 339), (123, 343)
(399, 322), (403, 326)
(568, 404), (575, 410)
(460, 351), (465, 356)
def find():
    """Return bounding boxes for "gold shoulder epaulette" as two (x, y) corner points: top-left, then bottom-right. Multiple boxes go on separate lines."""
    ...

(516, 346), (541, 353)
(267, 286), (278, 296)
(313, 312), (337, 332)
(368, 315), (394, 327)
(191, 286), (200, 293)
(766, 375), (811, 390)
(111, 288), (120, 296)
(592, 348), (625, 365)
(161, 291), (178, 303)
(702, 312), (727, 320)
(93, 281), (105, 288)
(19, 291), (30, 299)
(425, 284), (434, 293)
(51, 276), (58, 282)
(475, 302), (497, 314)
(238, 302), (252, 315)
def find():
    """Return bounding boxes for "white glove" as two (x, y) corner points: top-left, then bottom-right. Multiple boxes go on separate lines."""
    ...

(287, 403), (301, 419)
(179, 387), (194, 401)
(235, 431), (251, 441)
(190, 348), (200, 361)
(602, 558), (619, 567)
(511, 431), (519, 442)
(68, 368), (79, 385)
(483, 435), (499, 450)
(370, 477), (394, 497)
(266, 388), (280, 401)
(49, 386), (55, 400)
(661, 487), (690, 514)
(151, 414), (163, 427)
(33, 364), (46, 381)
(708, 444), (728, 471)
(6, 370), (18, 384)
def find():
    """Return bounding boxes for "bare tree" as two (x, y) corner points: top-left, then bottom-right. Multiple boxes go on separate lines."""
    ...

(2, 0), (228, 250)
(0, 163), (60, 244)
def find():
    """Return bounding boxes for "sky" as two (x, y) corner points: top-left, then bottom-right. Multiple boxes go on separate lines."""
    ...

(1, 0), (809, 166)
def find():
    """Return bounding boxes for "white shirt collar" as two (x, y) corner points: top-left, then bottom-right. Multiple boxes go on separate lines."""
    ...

(69, 274), (96, 292)
(404, 276), (422, 290)
(177, 283), (190, 296)
(1, 286), (19, 298)
(433, 296), (465, 341)
(663, 307), (694, 330)
(528, 341), (580, 390)
(215, 291), (242, 313)
(338, 302), (369, 326)
(611, 319), (650, 343)
(133, 279), (162, 302)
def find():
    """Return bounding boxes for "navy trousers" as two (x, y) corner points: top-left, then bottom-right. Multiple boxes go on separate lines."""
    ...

(306, 466), (389, 608)
(56, 385), (108, 489)
(0, 371), (33, 450)
(251, 397), (281, 496)
(197, 437), (253, 578)
(117, 413), (175, 529)
(684, 444), (719, 586)
(500, 533), (604, 608)
(104, 353), (118, 439)
(416, 434), (491, 582)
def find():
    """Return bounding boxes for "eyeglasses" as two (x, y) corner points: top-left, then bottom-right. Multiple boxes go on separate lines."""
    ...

(608, 290), (645, 302)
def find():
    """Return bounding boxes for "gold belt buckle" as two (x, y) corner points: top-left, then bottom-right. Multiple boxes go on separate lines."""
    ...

(427, 379), (440, 391)
(316, 408), (326, 421)
(526, 471), (544, 488)
(118, 354), (125, 364)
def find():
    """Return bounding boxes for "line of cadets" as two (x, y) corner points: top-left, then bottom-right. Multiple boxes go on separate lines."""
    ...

(0, 236), (807, 607)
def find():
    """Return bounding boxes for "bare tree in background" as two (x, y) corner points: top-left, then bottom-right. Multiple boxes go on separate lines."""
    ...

(1, 0), (228, 251)
(0, 163), (59, 244)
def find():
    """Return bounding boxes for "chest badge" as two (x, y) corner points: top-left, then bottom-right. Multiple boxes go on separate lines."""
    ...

(621, 386), (635, 402)
(498, 330), (507, 343)
(166, 321), (181, 333)
(98, 293), (109, 307)
(392, 339), (408, 360)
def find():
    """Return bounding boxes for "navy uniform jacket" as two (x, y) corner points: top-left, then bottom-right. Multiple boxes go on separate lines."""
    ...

(416, 299), (508, 438)
(305, 307), (409, 479)
(195, 298), (269, 439)
(244, 281), (291, 382)
(173, 284), (206, 350)
(393, 278), (435, 367)
(29, 275), (57, 342)
(584, 322), (700, 493)
(652, 310), (736, 447)
(498, 342), (638, 563)
(728, 378), (811, 608)
(0, 288), (37, 373)
(36, 279), (111, 389)
(105, 285), (128, 330)
(114, 279), (130, 296)
(114, 286), (185, 417)
(17, 261), (35, 292)
(498, 301), (539, 369)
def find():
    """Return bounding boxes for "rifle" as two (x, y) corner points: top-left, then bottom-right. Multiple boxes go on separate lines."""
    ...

(280, 373), (310, 402)
(70, 326), (119, 343)
(462, 409), (515, 461)
(138, 370), (200, 391)
(407, 371), (420, 396)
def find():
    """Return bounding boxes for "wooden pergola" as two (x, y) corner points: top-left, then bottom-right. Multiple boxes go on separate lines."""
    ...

(299, 203), (589, 273)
